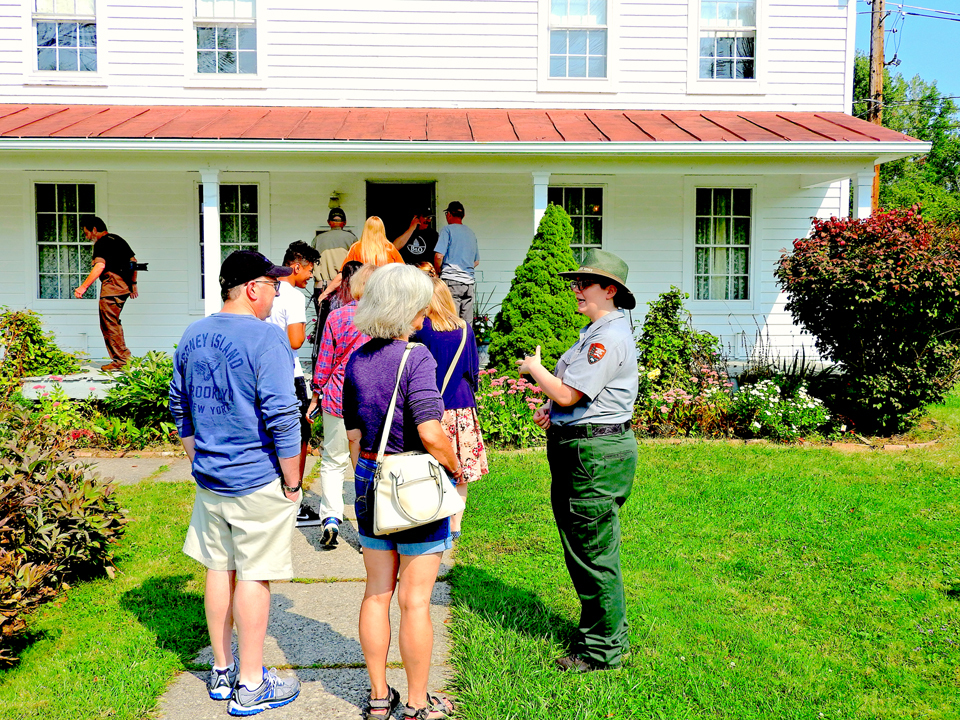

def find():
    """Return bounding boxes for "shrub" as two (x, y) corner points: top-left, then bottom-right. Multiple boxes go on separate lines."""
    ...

(0, 407), (127, 666)
(103, 351), (174, 428)
(636, 287), (724, 395)
(728, 378), (831, 442)
(775, 208), (960, 433)
(0, 309), (83, 403)
(475, 370), (546, 448)
(488, 204), (582, 373)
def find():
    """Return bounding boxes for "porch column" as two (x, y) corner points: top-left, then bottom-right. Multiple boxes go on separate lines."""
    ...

(532, 172), (550, 234)
(200, 169), (221, 316)
(854, 170), (874, 219)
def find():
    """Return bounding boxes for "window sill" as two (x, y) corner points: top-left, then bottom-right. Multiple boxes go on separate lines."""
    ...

(24, 73), (107, 88)
(688, 299), (757, 314)
(686, 79), (765, 96)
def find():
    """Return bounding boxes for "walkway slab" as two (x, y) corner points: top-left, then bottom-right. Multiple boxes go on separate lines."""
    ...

(156, 667), (453, 720)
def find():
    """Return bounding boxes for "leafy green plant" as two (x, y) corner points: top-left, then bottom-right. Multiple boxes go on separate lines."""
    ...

(729, 379), (831, 442)
(0, 309), (83, 403)
(475, 370), (546, 449)
(471, 286), (499, 345)
(0, 407), (127, 666)
(775, 208), (960, 433)
(636, 287), (724, 395)
(488, 204), (582, 373)
(103, 351), (174, 428)
(634, 363), (733, 437)
(90, 416), (174, 450)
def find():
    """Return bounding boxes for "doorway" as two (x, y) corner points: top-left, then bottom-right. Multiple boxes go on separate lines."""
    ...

(365, 181), (437, 243)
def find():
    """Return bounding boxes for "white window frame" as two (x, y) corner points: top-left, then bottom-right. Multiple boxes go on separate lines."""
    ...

(683, 177), (760, 313)
(21, 0), (107, 86)
(184, 0), (265, 88)
(538, 0), (619, 94)
(547, 184), (605, 264)
(189, 173), (270, 314)
(23, 172), (107, 311)
(686, 0), (765, 96)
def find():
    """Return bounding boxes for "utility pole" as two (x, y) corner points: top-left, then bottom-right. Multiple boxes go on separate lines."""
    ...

(868, 0), (885, 211)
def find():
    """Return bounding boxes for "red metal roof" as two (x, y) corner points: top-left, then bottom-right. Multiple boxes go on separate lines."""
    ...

(0, 104), (918, 143)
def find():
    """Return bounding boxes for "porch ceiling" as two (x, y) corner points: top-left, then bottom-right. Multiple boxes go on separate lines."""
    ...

(0, 104), (926, 160)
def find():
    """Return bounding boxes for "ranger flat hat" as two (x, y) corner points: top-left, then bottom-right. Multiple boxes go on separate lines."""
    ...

(559, 249), (636, 310)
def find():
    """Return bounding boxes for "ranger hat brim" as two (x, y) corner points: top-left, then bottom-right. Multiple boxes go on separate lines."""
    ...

(559, 249), (636, 310)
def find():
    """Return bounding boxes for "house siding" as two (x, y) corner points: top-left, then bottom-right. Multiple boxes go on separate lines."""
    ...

(3, 168), (840, 364)
(3, 0), (854, 112)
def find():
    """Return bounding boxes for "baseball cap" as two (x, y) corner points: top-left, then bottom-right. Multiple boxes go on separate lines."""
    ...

(328, 208), (346, 222)
(219, 250), (292, 291)
(443, 201), (465, 217)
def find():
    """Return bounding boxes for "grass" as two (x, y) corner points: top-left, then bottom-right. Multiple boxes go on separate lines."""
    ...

(448, 441), (960, 719)
(2, 421), (959, 719)
(0, 479), (207, 720)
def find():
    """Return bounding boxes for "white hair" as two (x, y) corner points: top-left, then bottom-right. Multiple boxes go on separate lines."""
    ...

(353, 264), (433, 339)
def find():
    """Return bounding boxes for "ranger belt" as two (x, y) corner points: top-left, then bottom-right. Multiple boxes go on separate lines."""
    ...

(548, 420), (632, 440)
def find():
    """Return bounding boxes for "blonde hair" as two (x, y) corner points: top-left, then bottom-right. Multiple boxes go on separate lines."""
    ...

(349, 263), (376, 301)
(416, 262), (437, 278)
(354, 264), (433, 339)
(357, 216), (393, 266)
(426, 277), (466, 332)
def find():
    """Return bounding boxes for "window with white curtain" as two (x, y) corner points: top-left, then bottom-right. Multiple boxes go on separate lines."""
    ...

(36, 183), (97, 300)
(549, 0), (607, 78)
(195, 0), (257, 74)
(33, 0), (96, 72)
(694, 188), (752, 300)
(698, 0), (756, 80)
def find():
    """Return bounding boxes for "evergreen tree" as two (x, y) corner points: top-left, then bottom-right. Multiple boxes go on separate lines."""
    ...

(487, 204), (583, 373)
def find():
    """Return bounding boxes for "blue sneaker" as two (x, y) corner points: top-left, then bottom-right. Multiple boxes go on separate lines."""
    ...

(207, 655), (239, 700)
(228, 667), (300, 716)
(321, 517), (340, 547)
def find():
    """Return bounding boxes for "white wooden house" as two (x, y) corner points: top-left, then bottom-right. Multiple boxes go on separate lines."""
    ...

(0, 0), (926, 366)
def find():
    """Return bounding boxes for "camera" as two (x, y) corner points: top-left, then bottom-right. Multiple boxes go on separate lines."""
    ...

(131, 262), (149, 271)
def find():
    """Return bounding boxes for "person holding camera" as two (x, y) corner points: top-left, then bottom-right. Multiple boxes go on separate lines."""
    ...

(74, 215), (139, 372)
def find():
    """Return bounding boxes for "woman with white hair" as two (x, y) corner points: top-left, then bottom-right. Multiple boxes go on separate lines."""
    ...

(342, 263), (459, 720)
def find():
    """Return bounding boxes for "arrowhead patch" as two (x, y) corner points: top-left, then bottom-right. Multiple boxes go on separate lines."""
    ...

(587, 343), (606, 364)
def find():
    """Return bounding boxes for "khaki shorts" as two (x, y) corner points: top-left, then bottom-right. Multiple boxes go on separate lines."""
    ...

(183, 478), (300, 582)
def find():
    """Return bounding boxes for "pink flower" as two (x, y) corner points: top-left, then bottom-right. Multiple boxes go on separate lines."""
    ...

(660, 406), (669, 414)
(507, 390), (516, 395)
(33, 385), (44, 389)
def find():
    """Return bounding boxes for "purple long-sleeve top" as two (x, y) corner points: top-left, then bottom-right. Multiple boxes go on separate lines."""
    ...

(342, 339), (443, 454)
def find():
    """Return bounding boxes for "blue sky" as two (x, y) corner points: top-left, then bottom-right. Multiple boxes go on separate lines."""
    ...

(854, 0), (960, 99)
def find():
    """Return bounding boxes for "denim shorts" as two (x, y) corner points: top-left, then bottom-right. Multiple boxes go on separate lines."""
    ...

(354, 456), (452, 556)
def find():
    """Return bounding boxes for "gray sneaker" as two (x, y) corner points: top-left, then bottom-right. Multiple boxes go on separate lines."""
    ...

(228, 667), (300, 716)
(207, 656), (239, 700)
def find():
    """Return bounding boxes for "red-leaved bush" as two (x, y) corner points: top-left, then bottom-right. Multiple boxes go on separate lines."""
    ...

(775, 207), (960, 433)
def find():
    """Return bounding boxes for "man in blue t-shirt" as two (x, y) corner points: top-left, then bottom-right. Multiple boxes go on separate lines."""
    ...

(169, 250), (303, 715)
(433, 200), (480, 323)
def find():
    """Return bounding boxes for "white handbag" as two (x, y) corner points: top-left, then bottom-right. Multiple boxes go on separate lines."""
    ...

(372, 337), (467, 536)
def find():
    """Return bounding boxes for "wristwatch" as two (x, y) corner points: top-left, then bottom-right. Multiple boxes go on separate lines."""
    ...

(281, 482), (302, 493)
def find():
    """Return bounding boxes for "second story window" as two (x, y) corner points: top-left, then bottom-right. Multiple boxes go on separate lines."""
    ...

(699, 0), (755, 80)
(195, 0), (256, 74)
(33, 0), (96, 72)
(549, 0), (607, 78)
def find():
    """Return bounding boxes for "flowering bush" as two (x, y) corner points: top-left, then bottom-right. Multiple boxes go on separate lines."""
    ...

(729, 379), (831, 442)
(634, 363), (734, 437)
(475, 370), (546, 448)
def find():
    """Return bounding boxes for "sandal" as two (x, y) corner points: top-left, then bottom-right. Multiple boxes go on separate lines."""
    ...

(364, 686), (401, 720)
(402, 693), (454, 720)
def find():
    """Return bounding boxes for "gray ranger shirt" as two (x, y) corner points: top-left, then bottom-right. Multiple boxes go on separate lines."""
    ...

(549, 310), (638, 426)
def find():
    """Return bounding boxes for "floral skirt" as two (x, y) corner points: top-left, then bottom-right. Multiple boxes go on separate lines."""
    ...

(441, 407), (489, 484)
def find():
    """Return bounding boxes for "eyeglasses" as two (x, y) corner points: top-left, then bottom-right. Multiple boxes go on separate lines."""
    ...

(569, 279), (598, 292)
(252, 279), (281, 292)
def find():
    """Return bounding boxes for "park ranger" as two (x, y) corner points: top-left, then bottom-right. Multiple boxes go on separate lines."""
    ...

(518, 249), (639, 672)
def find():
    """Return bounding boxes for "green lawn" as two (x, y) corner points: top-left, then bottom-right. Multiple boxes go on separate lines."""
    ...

(449, 442), (960, 719)
(3, 433), (959, 719)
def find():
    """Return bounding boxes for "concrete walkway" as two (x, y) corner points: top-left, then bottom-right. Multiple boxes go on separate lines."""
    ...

(85, 455), (457, 719)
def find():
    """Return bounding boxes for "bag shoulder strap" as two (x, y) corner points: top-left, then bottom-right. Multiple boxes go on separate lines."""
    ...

(375, 342), (417, 464)
(439, 326), (468, 396)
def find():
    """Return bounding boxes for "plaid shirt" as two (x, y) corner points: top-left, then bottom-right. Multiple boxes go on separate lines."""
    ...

(312, 301), (369, 418)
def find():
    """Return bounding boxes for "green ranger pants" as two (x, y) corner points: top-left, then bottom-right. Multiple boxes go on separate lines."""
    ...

(547, 429), (637, 668)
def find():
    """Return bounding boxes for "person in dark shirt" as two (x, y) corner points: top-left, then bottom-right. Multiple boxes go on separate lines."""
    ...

(74, 215), (138, 372)
(392, 212), (439, 266)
